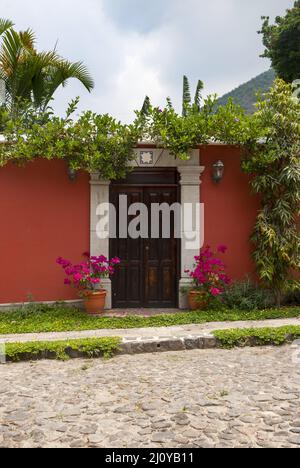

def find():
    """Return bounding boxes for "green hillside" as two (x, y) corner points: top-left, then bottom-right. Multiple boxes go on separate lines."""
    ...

(217, 69), (276, 114)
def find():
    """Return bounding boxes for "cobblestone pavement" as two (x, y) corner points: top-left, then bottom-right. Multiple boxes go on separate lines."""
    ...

(1, 346), (300, 448)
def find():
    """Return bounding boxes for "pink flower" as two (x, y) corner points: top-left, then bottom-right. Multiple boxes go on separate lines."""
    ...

(65, 267), (75, 276)
(56, 257), (71, 269)
(111, 257), (121, 265)
(91, 278), (100, 284)
(218, 245), (228, 254)
(210, 288), (221, 297)
(73, 273), (83, 282)
(92, 255), (107, 263)
(57, 254), (121, 290)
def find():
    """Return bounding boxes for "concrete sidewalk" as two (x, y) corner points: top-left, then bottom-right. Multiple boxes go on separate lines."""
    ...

(1, 317), (299, 344)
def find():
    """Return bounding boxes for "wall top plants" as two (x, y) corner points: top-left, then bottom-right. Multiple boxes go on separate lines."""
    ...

(1, 79), (289, 181)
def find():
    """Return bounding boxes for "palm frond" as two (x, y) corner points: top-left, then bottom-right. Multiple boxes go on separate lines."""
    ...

(194, 80), (204, 110)
(55, 60), (94, 91)
(19, 29), (36, 51)
(166, 97), (173, 109)
(37, 59), (94, 110)
(0, 19), (14, 36)
(141, 95), (151, 115)
(182, 75), (191, 116)
(19, 51), (60, 104)
(30, 52), (60, 107)
(0, 21), (94, 114)
(0, 29), (23, 73)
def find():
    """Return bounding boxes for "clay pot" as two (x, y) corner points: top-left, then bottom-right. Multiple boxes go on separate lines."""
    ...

(188, 290), (208, 311)
(83, 290), (107, 315)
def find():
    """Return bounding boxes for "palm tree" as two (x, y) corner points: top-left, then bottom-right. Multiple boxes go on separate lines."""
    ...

(182, 75), (191, 116)
(182, 75), (204, 115)
(141, 76), (204, 117)
(0, 19), (94, 116)
(141, 95), (151, 116)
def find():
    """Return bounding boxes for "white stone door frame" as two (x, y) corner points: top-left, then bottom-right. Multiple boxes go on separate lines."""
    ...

(90, 148), (205, 309)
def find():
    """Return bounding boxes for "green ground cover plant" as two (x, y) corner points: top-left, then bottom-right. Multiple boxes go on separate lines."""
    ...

(214, 325), (300, 348)
(0, 303), (299, 335)
(4, 336), (121, 362)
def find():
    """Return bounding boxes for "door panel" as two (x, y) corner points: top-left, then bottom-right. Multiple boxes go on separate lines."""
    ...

(110, 188), (144, 308)
(110, 177), (179, 308)
(143, 187), (178, 308)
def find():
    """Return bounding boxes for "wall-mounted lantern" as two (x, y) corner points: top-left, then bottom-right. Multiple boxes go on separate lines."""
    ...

(67, 166), (77, 182)
(212, 160), (225, 183)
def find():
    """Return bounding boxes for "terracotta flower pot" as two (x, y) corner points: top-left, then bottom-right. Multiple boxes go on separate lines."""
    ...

(83, 290), (107, 315)
(188, 290), (208, 311)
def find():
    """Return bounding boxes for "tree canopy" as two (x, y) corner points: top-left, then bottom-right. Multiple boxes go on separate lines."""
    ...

(259, 1), (300, 82)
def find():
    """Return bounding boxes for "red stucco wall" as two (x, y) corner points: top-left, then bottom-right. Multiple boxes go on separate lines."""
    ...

(0, 148), (260, 305)
(0, 159), (90, 304)
(201, 145), (260, 281)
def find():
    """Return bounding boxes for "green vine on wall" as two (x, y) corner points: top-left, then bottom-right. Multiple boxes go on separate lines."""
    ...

(0, 93), (261, 178)
(0, 98), (140, 180)
(135, 94), (260, 160)
(243, 79), (300, 304)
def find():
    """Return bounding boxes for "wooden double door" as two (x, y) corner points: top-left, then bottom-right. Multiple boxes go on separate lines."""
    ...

(110, 169), (180, 308)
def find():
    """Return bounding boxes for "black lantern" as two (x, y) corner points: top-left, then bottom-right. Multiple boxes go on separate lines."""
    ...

(67, 166), (77, 182)
(212, 160), (225, 183)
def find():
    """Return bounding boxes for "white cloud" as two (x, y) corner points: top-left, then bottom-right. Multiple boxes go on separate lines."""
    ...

(0, 0), (294, 121)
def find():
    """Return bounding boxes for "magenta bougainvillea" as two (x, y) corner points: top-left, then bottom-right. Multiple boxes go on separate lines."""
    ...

(186, 246), (231, 299)
(56, 253), (120, 292)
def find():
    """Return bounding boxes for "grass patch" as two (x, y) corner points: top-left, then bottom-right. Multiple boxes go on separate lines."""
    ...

(0, 303), (299, 335)
(4, 336), (121, 362)
(213, 326), (300, 349)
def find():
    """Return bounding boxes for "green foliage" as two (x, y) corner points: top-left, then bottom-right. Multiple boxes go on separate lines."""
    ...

(210, 99), (261, 145)
(136, 103), (208, 160)
(0, 105), (9, 132)
(0, 99), (139, 179)
(135, 94), (260, 160)
(0, 303), (299, 335)
(217, 69), (276, 114)
(259, 2), (300, 83)
(141, 95), (151, 116)
(214, 325), (300, 348)
(0, 17), (94, 116)
(0, 19), (14, 35)
(182, 75), (192, 116)
(194, 80), (204, 111)
(222, 279), (274, 311)
(5, 337), (121, 362)
(284, 289), (300, 306)
(162, 75), (205, 117)
(0, 64), (263, 172)
(243, 79), (300, 304)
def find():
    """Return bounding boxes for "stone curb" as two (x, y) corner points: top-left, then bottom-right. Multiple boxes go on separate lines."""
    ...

(0, 334), (218, 363)
(119, 334), (217, 355)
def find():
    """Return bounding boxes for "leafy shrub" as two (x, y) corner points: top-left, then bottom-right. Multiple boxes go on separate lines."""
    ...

(283, 289), (300, 306)
(214, 325), (300, 348)
(222, 278), (274, 311)
(5, 337), (121, 362)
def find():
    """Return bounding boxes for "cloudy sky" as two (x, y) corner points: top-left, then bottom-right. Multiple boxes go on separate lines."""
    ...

(1, 0), (293, 121)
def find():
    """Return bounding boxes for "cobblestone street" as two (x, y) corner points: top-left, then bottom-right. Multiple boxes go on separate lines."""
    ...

(1, 346), (300, 448)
